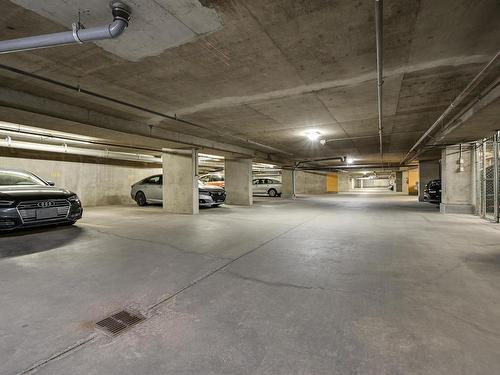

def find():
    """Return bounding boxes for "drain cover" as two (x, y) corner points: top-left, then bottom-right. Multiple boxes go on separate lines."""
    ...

(95, 309), (145, 336)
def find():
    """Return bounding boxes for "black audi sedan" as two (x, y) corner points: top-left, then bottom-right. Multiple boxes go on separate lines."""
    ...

(424, 179), (442, 203)
(0, 169), (83, 231)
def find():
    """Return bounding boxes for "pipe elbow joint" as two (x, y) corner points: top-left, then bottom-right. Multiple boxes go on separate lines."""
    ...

(109, 2), (131, 38)
(108, 19), (128, 38)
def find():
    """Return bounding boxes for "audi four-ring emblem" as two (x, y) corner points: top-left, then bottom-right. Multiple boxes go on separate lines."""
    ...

(37, 201), (55, 208)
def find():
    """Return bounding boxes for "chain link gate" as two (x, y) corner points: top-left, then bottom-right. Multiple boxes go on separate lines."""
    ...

(476, 132), (500, 222)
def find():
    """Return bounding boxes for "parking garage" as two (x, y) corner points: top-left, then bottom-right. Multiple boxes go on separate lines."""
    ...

(1, 1), (500, 374)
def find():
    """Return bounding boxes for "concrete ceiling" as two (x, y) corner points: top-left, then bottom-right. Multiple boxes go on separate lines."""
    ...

(0, 0), (498, 166)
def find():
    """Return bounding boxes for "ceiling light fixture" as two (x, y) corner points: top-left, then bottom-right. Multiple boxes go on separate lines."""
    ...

(305, 130), (321, 141)
(346, 157), (354, 164)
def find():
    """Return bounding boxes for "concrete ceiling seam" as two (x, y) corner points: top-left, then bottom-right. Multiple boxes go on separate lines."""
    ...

(0, 2), (131, 54)
(173, 54), (492, 116)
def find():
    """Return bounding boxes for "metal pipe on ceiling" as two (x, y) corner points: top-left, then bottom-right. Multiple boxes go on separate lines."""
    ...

(320, 130), (427, 144)
(375, 0), (384, 162)
(0, 124), (163, 153)
(0, 64), (291, 156)
(297, 163), (411, 171)
(295, 156), (346, 167)
(0, 2), (131, 54)
(0, 138), (161, 164)
(400, 49), (500, 165)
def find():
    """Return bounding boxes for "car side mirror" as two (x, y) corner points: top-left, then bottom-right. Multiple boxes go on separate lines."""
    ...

(47, 181), (55, 186)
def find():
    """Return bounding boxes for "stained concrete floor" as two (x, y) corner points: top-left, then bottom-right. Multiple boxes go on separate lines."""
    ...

(1, 194), (500, 375)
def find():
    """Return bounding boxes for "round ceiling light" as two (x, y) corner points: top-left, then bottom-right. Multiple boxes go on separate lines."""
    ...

(305, 130), (321, 141)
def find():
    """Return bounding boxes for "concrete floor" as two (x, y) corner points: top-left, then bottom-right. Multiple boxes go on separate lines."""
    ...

(1, 194), (500, 375)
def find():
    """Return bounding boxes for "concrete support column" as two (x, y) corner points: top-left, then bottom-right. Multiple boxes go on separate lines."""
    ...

(281, 168), (296, 198)
(338, 172), (350, 192)
(440, 145), (474, 214)
(162, 149), (199, 214)
(402, 170), (409, 194)
(418, 160), (440, 202)
(224, 158), (253, 205)
(395, 171), (403, 192)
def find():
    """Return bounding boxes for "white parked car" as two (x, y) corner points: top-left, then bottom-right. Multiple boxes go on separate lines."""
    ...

(130, 175), (225, 207)
(252, 178), (282, 197)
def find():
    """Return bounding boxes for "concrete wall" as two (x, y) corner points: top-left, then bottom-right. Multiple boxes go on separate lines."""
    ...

(0, 156), (161, 207)
(281, 170), (328, 196)
(295, 171), (327, 194)
(362, 179), (389, 188)
(338, 173), (350, 192)
(418, 160), (440, 201)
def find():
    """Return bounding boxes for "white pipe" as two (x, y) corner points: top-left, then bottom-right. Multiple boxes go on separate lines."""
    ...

(375, 0), (384, 162)
(1, 138), (160, 164)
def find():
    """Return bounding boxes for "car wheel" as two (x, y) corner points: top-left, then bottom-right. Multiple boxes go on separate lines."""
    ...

(268, 188), (277, 197)
(135, 191), (147, 206)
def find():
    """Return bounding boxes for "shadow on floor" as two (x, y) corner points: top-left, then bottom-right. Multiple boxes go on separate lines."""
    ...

(0, 225), (83, 258)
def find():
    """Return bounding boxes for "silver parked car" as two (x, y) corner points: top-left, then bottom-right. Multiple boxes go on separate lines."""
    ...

(252, 177), (282, 197)
(130, 174), (226, 207)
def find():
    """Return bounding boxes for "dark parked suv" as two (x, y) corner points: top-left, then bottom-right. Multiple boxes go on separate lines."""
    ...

(424, 179), (441, 203)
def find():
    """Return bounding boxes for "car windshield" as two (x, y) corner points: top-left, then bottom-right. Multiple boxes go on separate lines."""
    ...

(0, 170), (46, 186)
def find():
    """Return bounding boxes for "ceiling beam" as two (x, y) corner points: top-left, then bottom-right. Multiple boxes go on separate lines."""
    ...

(0, 86), (279, 161)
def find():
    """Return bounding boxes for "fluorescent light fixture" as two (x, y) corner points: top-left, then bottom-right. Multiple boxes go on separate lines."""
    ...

(254, 162), (277, 169)
(199, 153), (224, 160)
(346, 157), (354, 164)
(304, 130), (321, 141)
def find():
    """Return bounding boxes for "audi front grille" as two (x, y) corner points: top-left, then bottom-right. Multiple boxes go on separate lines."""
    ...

(17, 199), (71, 223)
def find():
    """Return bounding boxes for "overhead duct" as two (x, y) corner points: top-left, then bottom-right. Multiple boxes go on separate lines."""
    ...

(0, 2), (131, 54)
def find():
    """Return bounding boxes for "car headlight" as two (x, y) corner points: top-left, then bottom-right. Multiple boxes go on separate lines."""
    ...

(0, 200), (14, 207)
(67, 195), (81, 204)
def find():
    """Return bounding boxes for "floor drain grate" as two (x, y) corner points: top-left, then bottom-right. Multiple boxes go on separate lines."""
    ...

(95, 309), (145, 336)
